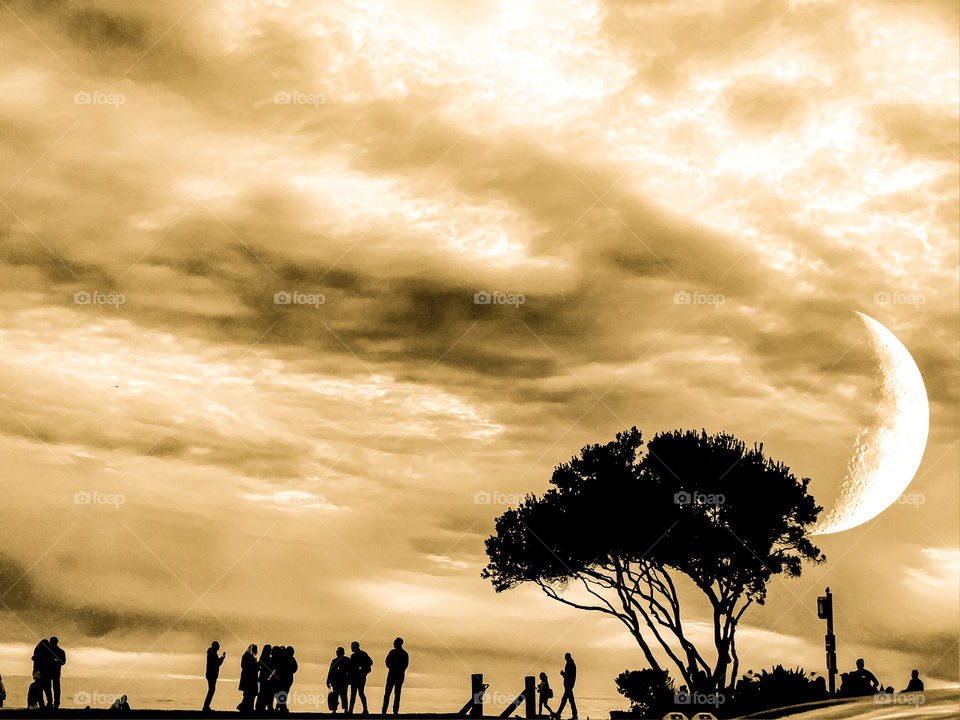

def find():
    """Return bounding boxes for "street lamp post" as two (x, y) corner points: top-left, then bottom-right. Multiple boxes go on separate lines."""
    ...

(817, 587), (837, 694)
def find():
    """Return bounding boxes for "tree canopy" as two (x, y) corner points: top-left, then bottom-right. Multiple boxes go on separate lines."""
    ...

(482, 427), (824, 690)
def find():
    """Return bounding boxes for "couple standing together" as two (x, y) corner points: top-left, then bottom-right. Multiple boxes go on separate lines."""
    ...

(30, 637), (67, 709)
(326, 638), (409, 715)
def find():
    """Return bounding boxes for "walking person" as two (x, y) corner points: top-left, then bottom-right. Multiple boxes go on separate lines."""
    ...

(536, 673), (555, 718)
(238, 644), (259, 712)
(555, 653), (577, 719)
(348, 641), (373, 715)
(326, 647), (352, 713)
(202, 641), (226, 711)
(382, 637), (409, 714)
(255, 645), (275, 712)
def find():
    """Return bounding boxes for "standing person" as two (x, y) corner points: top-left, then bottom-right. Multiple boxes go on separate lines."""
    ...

(536, 673), (555, 718)
(555, 653), (577, 719)
(202, 641), (226, 712)
(327, 647), (352, 713)
(275, 646), (298, 713)
(27, 670), (46, 709)
(255, 645), (275, 712)
(31, 638), (54, 707)
(348, 641), (373, 715)
(0, 669), (6, 708)
(48, 637), (66, 709)
(238, 644), (259, 712)
(382, 637), (409, 714)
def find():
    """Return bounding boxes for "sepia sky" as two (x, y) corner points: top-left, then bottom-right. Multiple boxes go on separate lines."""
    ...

(0, 0), (957, 711)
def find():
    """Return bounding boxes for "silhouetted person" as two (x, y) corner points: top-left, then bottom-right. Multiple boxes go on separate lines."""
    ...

(27, 670), (46, 709)
(382, 637), (409, 714)
(110, 694), (131, 711)
(256, 645), (275, 712)
(849, 658), (879, 696)
(536, 672), (555, 718)
(901, 669), (924, 692)
(203, 641), (226, 711)
(0, 670), (6, 707)
(32, 638), (55, 707)
(556, 653), (577, 719)
(275, 646), (298, 713)
(327, 647), (352, 713)
(48, 637), (66, 708)
(238, 644), (259, 711)
(348, 641), (373, 715)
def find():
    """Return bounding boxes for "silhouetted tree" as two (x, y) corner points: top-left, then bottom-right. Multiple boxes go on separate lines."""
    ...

(482, 428), (824, 690)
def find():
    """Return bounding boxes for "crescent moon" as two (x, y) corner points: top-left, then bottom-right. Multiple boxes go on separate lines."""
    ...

(813, 312), (929, 535)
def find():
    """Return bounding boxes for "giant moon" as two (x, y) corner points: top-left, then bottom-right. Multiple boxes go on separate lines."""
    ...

(814, 312), (930, 535)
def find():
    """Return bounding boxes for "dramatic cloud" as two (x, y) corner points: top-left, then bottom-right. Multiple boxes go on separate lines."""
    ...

(0, 0), (956, 711)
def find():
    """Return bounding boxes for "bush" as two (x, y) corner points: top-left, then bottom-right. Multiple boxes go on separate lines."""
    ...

(734, 665), (827, 711)
(615, 668), (675, 716)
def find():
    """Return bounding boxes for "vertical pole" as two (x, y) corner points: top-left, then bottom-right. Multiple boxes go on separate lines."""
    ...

(820, 587), (837, 695)
(523, 676), (535, 719)
(471, 674), (484, 717)
(826, 588), (837, 695)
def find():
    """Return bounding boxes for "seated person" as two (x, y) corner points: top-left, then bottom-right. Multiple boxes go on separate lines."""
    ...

(901, 670), (924, 693)
(110, 694), (131, 711)
(848, 659), (879, 695)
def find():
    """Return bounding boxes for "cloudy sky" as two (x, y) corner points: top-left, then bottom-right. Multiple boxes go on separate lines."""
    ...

(0, 0), (957, 711)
